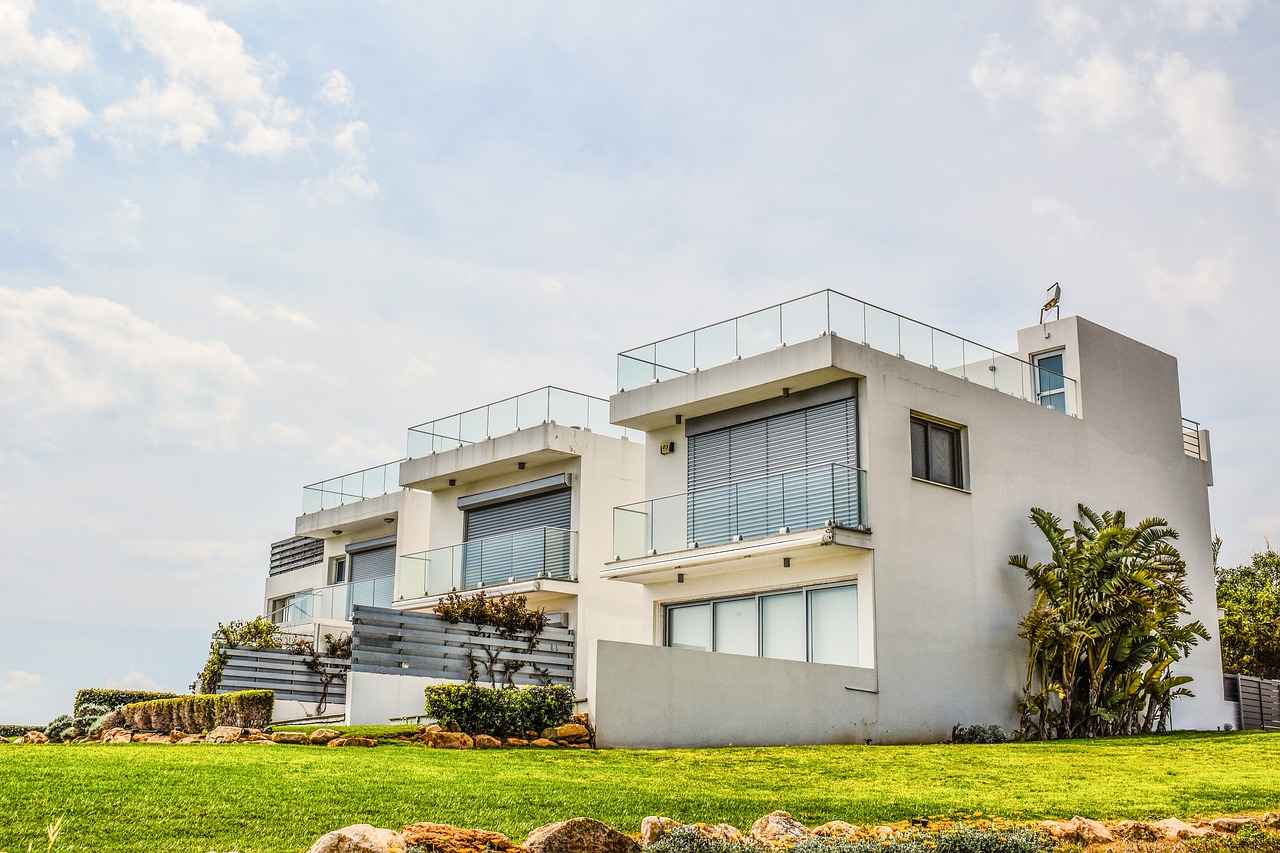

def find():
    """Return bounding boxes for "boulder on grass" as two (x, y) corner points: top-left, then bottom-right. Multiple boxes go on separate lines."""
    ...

(525, 818), (639, 853)
(1210, 817), (1254, 833)
(542, 724), (590, 744)
(1150, 818), (1210, 839)
(424, 731), (474, 749)
(21, 731), (49, 744)
(1039, 817), (1113, 844)
(691, 824), (743, 843)
(273, 732), (310, 745)
(812, 821), (860, 840)
(401, 822), (516, 853)
(307, 824), (406, 853)
(749, 811), (811, 845)
(309, 727), (343, 745)
(473, 734), (502, 749)
(638, 817), (680, 847)
(529, 738), (558, 748)
(102, 727), (132, 744)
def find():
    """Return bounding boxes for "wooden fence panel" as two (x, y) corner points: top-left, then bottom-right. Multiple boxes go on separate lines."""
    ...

(219, 647), (349, 706)
(1227, 674), (1280, 731)
(350, 605), (575, 687)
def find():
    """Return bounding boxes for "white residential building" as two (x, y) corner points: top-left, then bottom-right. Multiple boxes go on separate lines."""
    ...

(262, 290), (1227, 745)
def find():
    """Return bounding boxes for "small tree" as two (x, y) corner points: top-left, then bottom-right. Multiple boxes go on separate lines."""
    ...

(434, 591), (549, 687)
(1217, 549), (1280, 680)
(1010, 505), (1208, 739)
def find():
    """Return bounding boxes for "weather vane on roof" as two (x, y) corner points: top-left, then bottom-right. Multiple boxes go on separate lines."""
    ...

(1040, 282), (1061, 324)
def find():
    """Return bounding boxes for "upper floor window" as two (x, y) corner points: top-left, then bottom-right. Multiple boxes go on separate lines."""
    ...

(1034, 350), (1067, 412)
(911, 416), (964, 489)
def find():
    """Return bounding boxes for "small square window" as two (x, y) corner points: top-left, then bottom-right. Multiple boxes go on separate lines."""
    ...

(910, 416), (963, 488)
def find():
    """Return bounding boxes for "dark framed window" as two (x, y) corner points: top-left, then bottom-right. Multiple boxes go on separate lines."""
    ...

(910, 416), (963, 488)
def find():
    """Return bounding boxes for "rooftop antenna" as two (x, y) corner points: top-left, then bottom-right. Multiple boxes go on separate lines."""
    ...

(1039, 282), (1061, 333)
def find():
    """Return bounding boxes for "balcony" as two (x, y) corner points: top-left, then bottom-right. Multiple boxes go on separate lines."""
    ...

(406, 386), (638, 459)
(270, 576), (394, 626)
(397, 527), (579, 601)
(613, 463), (867, 561)
(616, 289), (1079, 416)
(301, 460), (403, 515)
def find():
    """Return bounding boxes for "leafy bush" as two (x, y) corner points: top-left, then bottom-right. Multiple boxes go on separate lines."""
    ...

(791, 826), (1052, 853)
(0, 724), (42, 738)
(423, 684), (572, 736)
(951, 724), (1010, 744)
(88, 709), (125, 739)
(122, 689), (274, 732)
(647, 826), (759, 853)
(42, 714), (75, 743)
(191, 616), (281, 694)
(74, 689), (178, 716)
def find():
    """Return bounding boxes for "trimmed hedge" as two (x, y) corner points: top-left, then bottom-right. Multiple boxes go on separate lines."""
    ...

(423, 684), (572, 737)
(74, 689), (178, 716)
(122, 689), (273, 732)
(0, 724), (42, 738)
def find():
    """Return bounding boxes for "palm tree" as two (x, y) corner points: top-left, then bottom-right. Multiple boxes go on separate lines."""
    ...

(1009, 505), (1208, 739)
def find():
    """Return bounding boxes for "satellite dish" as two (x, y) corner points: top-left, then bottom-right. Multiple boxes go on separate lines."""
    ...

(1040, 282), (1061, 324)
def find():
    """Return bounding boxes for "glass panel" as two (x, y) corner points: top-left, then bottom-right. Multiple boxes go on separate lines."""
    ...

(516, 389), (549, 431)
(302, 487), (322, 514)
(928, 424), (958, 486)
(549, 388), (590, 430)
(899, 317), (933, 366)
(398, 555), (425, 600)
(695, 320), (738, 370)
(964, 341), (996, 388)
(614, 503), (648, 559)
(617, 353), (654, 391)
(655, 333), (696, 375)
(341, 472), (363, 504)
(809, 585), (859, 666)
(1036, 353), (1065, 391)
(406, 427), (430, 459)
(864, 304), (900, 355)
(993, 353), (1029, 399)
(714, 598), (758, 656)
(1040, 391), (1067, 413)
(668, 604), (711, 651)
(828, 292), (865, 342)
(781, 292), (828, 346)
(761, 592), (806, 661)
(651, 493), (688, 554)
(737, 307), (781, 359)
(910, 420), (928, 479)
(458, 407), (488, 443)
(933, 330), (965, 378)
(486, 397), (518, 437)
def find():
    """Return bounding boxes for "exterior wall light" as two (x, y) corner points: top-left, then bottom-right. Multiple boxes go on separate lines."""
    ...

(660, 441), (676, 455)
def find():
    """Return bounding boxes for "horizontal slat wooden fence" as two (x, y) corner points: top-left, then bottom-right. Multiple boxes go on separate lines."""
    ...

(350, 605), (574, 686)
(219, 647), (349, 705)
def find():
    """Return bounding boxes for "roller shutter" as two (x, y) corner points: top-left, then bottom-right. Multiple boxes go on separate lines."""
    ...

(464, 488), (571, 541)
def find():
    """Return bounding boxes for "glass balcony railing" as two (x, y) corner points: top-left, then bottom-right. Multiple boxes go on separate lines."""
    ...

(269, 576), (395, 626)
(301, 460), (403, 515)
(406, 386), (639, 459)
(397, 527), (579, 600)
(613, 463), (867, 561)
(616, 290), (1079, 416)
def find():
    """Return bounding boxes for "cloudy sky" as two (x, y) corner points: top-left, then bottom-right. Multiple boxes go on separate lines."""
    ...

(2, 0), (1277, 724)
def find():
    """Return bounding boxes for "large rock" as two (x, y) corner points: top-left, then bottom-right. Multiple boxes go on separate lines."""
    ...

(543, 724), (591, 744)
(1150, 818), (1210, 839)
(690, 825), (742, 843)
(812, 821), (860, 840)
(21, 731), (49, 744)
(273, 732), (310, 745)
(1210, 817), (1254, 833)
(525, 818), (639, 853)
(474, 734), (502, 749)
(309, 727), (344, 745)
(401, 822), (516, 853)
(529, 738), (558, 748)
(638, 817), (679, 847)
(749, 811), (810, 845)
(1262, 813), (1280, 829)
(425, 731), (474, 749)
(207, 726), (246, 744)
(1039, 817), (1114, 844)
(1114, 820), (1159, 841)
(306, 824), (406, 853)
(102, 728), (132, 744)
(503, 738), (529, 748)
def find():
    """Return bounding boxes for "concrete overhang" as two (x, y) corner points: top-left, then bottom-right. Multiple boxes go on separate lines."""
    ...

(399, 423), (585, 491)
(295, 491), (403, 538)
(393, 578), (580, 610)
(602, 525), (872, 584)
(610, 335), (862, 431)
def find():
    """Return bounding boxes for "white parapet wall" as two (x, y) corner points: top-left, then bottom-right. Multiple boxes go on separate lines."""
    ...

(593, 640), (880, 748)
(344, 670), (449, 725)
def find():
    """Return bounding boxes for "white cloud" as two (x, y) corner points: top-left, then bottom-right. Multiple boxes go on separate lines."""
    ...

(1042, 1), (1100, 49)
(1152, 53), (1251, 186)
(305, 120), (379, 200)
(1041, 52), (1140, 137)
(114, 198), (144, 226)
(0, 669), (44, 694)
(272, 304), (315, 328)
(98, 0), (300, 156)
(0, 286), (256, 446)
(14, 85), (90, 174)
(215, 294), (257, 322)
(970, 35), (1029, 105)
(0, 0), (90, 71)
(104, 667), (166, 691)
(1030, 196), (1087, 235)
(102, 78), (220, 153)
(1141, 252), (1233, 308)
(317, 69), (354, 108)
(1159, 0), (1251, 33)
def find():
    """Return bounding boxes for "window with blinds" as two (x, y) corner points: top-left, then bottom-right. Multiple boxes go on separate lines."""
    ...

(686, 394), (859, 545)
(460, 485), (573, 587)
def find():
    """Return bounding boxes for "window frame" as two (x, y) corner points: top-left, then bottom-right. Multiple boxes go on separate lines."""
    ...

(1032, 349), (1068, 412)
(910, 415), (965, 489)
(663, 581), (860, 666)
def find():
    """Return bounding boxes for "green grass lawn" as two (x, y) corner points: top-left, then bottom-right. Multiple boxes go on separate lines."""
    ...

(1, 731), (1277, 853)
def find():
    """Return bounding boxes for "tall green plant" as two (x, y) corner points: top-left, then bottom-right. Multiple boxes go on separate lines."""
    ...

(1217, 549), (1280, 679)
(1010, 505), (1208, 739)
(191, 616), (281, 694)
